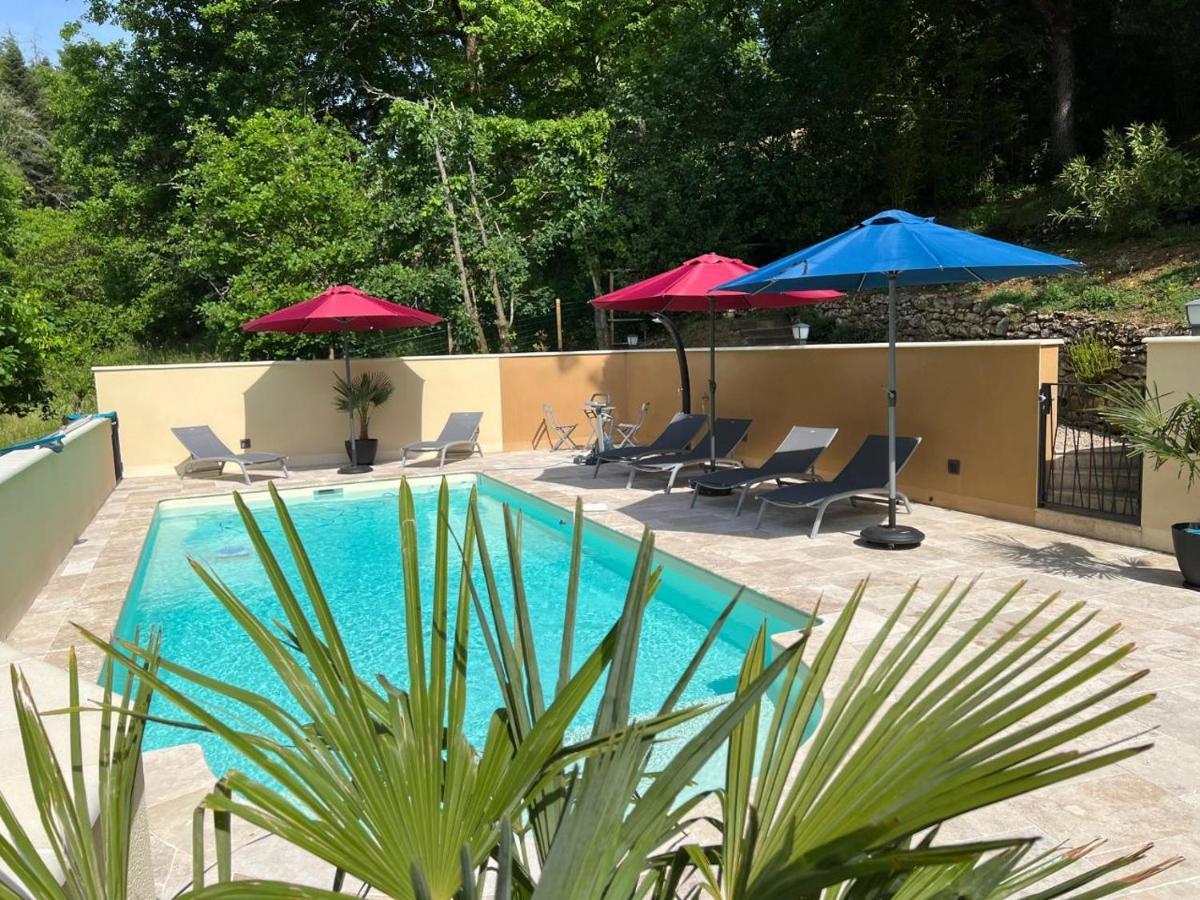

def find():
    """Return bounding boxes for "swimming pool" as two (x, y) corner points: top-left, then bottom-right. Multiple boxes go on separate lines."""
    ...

(116, 474), (812, 787)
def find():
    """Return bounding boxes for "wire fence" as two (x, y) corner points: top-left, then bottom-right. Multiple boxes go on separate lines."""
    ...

(366, 300), (597, 359)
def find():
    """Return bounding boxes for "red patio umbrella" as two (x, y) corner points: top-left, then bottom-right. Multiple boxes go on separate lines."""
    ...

(591, 253), (842, 465)
(243, 285), (443, 475)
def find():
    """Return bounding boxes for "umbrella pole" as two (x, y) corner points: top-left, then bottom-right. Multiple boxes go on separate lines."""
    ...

(708, 297), (717, 469)
(886, 273), (898, 528)
(861, 273), (923, 548)
(338, 324), (371, 475)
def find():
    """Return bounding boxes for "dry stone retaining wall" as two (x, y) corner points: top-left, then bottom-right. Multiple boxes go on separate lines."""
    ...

(809, 293), (1185, 383)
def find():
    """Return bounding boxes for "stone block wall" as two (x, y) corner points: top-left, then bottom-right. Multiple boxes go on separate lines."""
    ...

(808, 292), (1184, 384)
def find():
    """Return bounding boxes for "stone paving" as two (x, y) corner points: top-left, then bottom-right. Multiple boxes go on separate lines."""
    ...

(6, 450), (1200, 897)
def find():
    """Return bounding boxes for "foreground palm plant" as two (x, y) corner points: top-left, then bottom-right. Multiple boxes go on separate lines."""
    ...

(1098, 381), (1200, 484)
(3, 477), (1179, 897)
(0, 639), (162, 899)
(82, 480), (788, 899)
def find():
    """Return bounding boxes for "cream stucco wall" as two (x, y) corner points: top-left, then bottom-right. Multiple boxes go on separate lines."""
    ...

(97, 342), (1058, 526)
(502, 341), (1058, 523)
(0, 418), (117, 637)
(95, 356), (505, 476)
(1140, 337), (1200, 552)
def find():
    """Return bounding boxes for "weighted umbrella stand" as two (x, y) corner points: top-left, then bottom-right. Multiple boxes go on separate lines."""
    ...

(338, 321), (371, 476)
(859, 274), (924, 549)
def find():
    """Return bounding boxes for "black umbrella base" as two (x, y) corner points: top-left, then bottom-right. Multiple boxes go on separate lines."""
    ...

(338, 464), (373, 475)
(860, 524), (925, 549)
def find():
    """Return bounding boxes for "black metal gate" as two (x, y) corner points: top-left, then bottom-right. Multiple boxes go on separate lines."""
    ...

(1037, 382), (1142, 524)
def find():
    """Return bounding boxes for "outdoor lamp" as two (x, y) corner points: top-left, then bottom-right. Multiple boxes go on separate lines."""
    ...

(792, 321), (811, 343)
(1186, 299), (1200, 336)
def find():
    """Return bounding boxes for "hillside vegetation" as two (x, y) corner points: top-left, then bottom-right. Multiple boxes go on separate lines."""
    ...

(0, 2), (1197, 428)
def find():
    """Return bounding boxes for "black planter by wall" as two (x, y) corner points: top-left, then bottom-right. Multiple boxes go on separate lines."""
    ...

(345, 438), (378, 466)
(1170, 522), (1200, 588)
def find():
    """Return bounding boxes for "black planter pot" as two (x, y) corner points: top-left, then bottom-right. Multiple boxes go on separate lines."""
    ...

(344, 438), (378, 466)
(1170, 522), (1200, 588)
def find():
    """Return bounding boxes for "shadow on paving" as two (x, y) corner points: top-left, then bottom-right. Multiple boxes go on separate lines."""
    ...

(532, 462), (897, 541)
(972, 535), (1182, 586)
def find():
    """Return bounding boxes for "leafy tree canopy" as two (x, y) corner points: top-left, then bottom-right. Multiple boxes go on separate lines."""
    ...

(0, 0), (1195, 413)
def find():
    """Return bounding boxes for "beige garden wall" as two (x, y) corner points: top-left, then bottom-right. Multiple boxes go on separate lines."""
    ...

(97, 341), (1058, 525)
(0, 417), (117, 637)
(1141, 337), (1200, 552)
(502, 341), (1059, 524)
(95, 356), (506, 475)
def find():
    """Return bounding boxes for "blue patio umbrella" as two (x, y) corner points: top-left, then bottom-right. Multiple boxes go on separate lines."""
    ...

(717, 209), (1082, 548)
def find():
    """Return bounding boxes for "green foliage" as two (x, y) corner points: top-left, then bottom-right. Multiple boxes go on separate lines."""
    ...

(0, 639), (162, 898)
(0, 412), (60, 446)
(65, 479), (1177, 897)
(1099, 381), (1200, 486)
(0, 291), (54, 414)
(332, 370), (395, 440)
(0, 162), (55, 414)
(1068, 337), (1123, 383)
(174, 109), (380, 359)
(1052, 124), (1200, 234)
(987, 261), (1198, 324)
(0, 0), (1195, 400)
(0, 36), (59, 204)
(806, 316), (880, 345)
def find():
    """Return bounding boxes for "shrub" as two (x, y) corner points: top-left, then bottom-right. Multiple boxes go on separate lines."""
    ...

(332, 369), (395, 440)
(1068, 337), (1123, 383)
(1100, 381), (1200, 486)
(1051, 123), (1200, 234)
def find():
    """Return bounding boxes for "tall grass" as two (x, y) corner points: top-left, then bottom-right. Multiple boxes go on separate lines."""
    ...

(0, 412), (61, 447)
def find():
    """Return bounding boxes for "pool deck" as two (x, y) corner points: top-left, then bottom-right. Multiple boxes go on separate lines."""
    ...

(6, 450), (1200, 897)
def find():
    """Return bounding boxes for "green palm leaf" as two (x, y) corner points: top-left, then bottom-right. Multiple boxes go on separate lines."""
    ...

(0, 637), (161, 900)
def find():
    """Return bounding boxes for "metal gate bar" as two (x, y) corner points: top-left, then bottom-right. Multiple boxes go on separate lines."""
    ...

(1037, 382), (1141, 524)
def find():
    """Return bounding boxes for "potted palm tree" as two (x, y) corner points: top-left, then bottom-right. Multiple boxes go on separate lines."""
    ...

(332, 370), (394, 465)
(1101, 382), (1200, 586)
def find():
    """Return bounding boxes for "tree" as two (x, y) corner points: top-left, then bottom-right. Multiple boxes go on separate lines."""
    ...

(1035, 0), (1078, 168)
(173, 109), (381, 358)
(0, 162), (54, 413)
(0, 36), (60, 205)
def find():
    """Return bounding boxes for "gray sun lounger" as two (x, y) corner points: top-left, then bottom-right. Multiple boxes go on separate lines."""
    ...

(755, 434), (922, 537)
(400, 412), (484, 468)
(689, 426), (838, 516)
(593, 413), (707, 477)
(622, 418), (752, 493)
(171, 426), (289, 485)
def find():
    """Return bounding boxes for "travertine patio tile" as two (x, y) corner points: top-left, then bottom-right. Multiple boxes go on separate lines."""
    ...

(6, 450), (1198, 895)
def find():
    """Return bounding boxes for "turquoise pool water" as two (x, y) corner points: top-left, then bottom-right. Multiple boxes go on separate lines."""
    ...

(116, 475), (810, 787)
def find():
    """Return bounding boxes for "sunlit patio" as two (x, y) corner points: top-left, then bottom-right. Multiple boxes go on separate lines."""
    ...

(5, 450), (1198, 896)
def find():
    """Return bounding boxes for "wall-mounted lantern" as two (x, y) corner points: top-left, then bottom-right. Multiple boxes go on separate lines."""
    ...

(1186, 299), (1200, 336)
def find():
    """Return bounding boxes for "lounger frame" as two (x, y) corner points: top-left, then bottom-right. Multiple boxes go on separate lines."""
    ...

(626, 456), (742, 493)
(754, 435), (922, 537)
(171, 425), (289, 486)
(400, 412), (485, 469)
(756, 488), (913, 538)
(621, 418), (752, 493)
(180, 455), (291, 486)
(688, 426), (838, 515)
